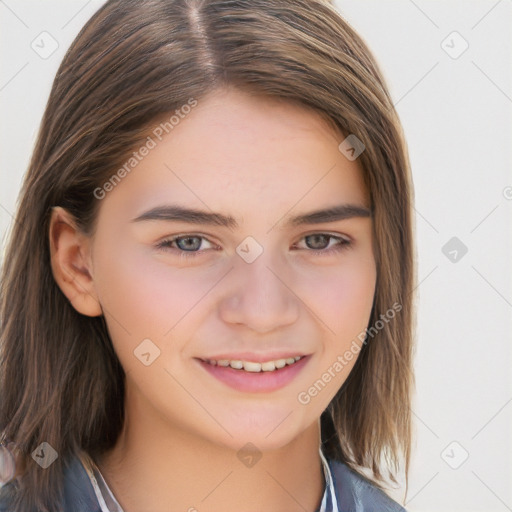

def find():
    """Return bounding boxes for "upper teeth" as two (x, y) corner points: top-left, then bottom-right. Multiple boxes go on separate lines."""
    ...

(205, 356), (302, 372)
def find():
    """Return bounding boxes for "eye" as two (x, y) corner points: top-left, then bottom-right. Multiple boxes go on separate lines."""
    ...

(155, 234), (217, 259)
(293, 233), (352, 256)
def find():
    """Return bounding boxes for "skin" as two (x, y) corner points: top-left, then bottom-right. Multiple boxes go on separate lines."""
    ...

(49, 87), (376, 512)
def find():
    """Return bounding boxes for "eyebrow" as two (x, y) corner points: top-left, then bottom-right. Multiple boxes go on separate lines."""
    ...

(131, 203), (371, 229)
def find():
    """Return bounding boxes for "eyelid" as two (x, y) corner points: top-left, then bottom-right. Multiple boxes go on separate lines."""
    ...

(298, 230), (352, 243)
(291, 233), (352, 253)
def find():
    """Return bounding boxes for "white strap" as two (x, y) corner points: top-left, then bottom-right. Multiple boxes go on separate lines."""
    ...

(78, 451), (125, 512)
(319, 447), (339, 512)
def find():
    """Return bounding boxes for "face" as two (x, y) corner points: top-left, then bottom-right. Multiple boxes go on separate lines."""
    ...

(87, 87), (376, 452)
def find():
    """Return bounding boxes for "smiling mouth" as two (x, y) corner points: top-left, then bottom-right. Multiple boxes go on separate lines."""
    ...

(200, 356), (303, 373)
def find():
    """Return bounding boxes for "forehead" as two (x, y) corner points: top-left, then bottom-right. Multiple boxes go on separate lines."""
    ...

(98, 88), (369, 227)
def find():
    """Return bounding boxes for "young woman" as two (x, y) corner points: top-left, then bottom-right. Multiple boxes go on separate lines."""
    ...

(0, 0), (415, 510)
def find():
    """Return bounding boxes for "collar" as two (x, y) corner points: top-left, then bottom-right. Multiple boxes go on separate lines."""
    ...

(78, 448), (338, 512)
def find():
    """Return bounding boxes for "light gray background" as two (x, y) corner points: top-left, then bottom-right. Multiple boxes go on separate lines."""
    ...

(1, 1), (511, 511)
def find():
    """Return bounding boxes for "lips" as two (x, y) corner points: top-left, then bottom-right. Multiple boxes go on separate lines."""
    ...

(196, 354), (310, 393)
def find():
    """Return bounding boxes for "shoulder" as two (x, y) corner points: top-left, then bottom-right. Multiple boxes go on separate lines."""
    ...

(0, 454), (101, 512)
(328, 458), (408, 512)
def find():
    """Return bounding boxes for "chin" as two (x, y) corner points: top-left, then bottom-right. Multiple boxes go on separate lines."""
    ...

(211, 407), (314, 453)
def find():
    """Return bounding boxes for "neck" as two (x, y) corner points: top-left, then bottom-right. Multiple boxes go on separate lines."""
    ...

(96, 385), (325, 512)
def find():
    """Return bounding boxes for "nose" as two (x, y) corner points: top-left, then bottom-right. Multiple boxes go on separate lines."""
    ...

(218, 251), (300, 334)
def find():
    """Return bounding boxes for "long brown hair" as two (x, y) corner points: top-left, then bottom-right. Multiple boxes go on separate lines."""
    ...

(0, 0), (415, 510)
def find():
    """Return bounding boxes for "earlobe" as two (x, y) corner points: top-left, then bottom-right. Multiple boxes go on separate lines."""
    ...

(49, 206), (103, 317)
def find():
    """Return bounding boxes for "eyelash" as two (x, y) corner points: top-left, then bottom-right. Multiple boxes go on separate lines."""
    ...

(154, 233), (352, 260)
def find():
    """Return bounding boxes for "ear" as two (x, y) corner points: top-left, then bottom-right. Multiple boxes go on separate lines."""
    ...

(49, 206), (102, 317)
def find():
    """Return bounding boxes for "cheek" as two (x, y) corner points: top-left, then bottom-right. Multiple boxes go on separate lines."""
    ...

(294, 260), (375, 411)
(92, 247), (207, 380)
(306, 257), (376, 339)
(94, 243), (206, 334)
